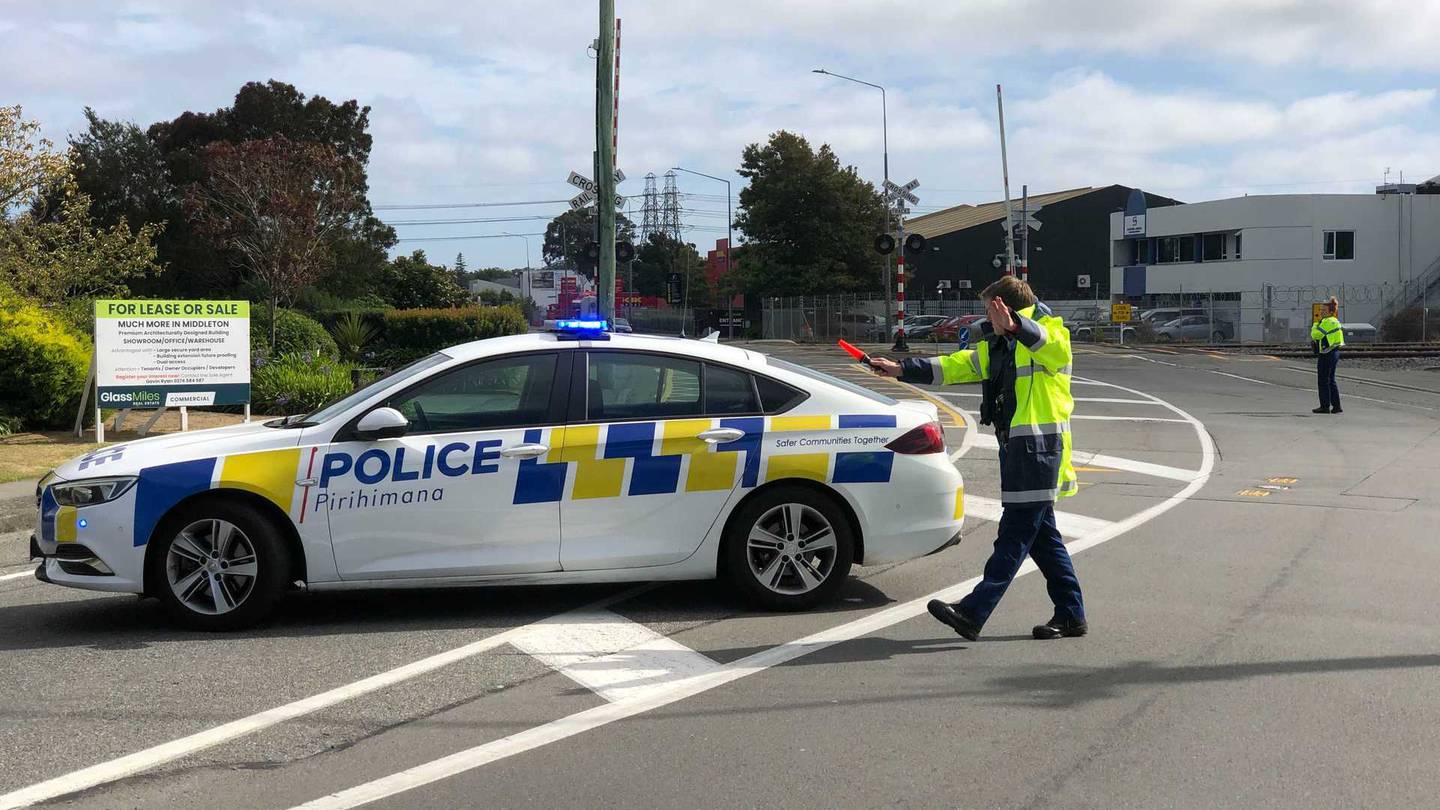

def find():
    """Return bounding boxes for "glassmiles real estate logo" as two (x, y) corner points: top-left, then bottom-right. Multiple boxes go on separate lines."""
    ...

(98, 389), (163, 406)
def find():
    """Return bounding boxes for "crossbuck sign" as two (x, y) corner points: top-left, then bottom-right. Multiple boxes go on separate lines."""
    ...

(567, 170), (626, 211)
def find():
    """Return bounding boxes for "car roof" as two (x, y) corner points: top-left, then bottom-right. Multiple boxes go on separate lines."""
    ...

(442, 331), (767, 367)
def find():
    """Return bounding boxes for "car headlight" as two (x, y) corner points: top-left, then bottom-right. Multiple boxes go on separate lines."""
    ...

(51, 476), (137, 507)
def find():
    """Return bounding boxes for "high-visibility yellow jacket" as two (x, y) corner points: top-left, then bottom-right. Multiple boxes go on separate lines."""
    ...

(1311, 316), (1345, 353)
(900, 303), (1077, 504)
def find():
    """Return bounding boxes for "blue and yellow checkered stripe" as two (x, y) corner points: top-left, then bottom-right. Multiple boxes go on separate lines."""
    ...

(512, 413), (896, 504)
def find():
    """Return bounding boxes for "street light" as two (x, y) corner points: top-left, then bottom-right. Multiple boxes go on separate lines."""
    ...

(813, 68), (893, 338)
(500, 232), (534, 315)
(672, 166), (735, 340)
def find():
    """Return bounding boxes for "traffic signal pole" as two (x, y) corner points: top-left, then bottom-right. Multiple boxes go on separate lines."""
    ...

(996, 84), (1017, 277)
(893, 220), (909, 352)
(596, 0), (617, 321)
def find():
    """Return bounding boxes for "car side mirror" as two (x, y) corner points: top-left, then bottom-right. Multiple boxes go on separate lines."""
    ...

(355, 407), (409, 440)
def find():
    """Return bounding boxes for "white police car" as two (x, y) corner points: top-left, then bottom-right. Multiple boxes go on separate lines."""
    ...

(32, 321), (964, 629)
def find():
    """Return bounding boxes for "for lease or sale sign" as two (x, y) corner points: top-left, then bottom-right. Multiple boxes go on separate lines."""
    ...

(94, 300), (251, 407)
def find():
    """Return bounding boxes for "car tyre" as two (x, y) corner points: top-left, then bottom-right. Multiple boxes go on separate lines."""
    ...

(1212, 330), (1226, 342)
(723, 485), (855, 611)
(148, 499), (290, 631)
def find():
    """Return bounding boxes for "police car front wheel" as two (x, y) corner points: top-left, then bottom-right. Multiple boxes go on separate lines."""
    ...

(724, 485), (855, 611)
(149, 500), (290, 631)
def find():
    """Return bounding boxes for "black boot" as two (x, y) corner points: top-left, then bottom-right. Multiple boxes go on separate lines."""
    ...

(1312, 406), (1330, 414)
(928, 599), (980, 640)
(1033, 616), (1088, 640)
(1331, 406), (1343, 414)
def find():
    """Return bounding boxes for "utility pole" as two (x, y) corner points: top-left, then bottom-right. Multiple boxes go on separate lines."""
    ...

(1020, 184), (1029, 282)
(996, 84), (1017, 277)
(596, 0), (617, 321)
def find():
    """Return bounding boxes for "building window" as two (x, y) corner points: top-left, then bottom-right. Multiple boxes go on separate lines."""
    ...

(1201, 233), (1227, 261)
(1157, 235), (1197, 264)
(1234, 232), (1242, 260)
(1323, 230), (1354, 261)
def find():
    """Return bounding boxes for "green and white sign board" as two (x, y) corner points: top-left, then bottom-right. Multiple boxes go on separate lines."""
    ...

(94, 300), (251, 407)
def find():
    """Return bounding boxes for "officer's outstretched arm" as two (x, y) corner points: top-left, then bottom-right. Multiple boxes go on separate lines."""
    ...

(1309, 321), (1324, 341)
(896, 339), (990, 385)
(1012, 314), (1072, 374)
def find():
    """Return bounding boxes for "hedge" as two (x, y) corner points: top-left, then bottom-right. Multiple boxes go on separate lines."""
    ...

(380, 305), (527, 364)
(0, 288), (93, 430)
(251, 307), (339, 360)
(251, 353), (356, 416)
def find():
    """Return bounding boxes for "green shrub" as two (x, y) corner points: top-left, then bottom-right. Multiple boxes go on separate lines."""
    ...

(380, 305), (527, 364)
(330, 311), (380, 362)
(251, 307), (338, 361)
(0, 289), (93, 429)
(251, 353), (356, 416)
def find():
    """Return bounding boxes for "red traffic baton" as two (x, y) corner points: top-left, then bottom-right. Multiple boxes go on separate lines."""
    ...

(837, 339), (874, 367)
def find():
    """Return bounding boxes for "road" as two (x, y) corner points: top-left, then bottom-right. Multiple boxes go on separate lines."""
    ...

(2, 343), (1438, 808)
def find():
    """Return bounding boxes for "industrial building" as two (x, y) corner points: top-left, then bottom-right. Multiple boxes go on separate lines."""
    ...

(1109, 182), (1440, 341)
(905, 185), (1180, 302)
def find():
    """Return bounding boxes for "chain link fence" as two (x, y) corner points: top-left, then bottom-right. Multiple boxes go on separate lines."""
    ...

(761, 283), (1438, 345)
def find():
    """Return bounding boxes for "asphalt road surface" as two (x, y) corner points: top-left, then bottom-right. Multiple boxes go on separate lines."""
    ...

(2, 343), (1438, 809)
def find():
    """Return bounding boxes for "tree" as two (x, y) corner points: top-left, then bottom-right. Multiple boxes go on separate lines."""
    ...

(629, 232), (704, 300)
(57, 108), (174, 231)
(0, 105), (68, 214)
(453, 252), (468, 286)
(184, 137), (367, 344)
(541, 208), (635, 279)
(732, 130), (886, 297)
(382, 250), (469, 309)
(0, 107), (163, 308)
(121, 80), (388, 299)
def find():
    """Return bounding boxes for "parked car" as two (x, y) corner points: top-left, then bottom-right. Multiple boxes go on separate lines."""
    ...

(1154, 315), (1233, 342)
(612, 317), (633, 334)
(1341, 322), (1378, 344)
(932, 314), (985, 341)
(894, 315), (950, 339)
(828, 312), (885, 341)
(1070, 323), (1138, 342)
(1139, 307), (1207, 326)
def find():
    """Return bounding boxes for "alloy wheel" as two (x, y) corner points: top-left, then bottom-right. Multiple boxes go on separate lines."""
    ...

(165, 519), (258, 615)
(745, 503), (838, 595)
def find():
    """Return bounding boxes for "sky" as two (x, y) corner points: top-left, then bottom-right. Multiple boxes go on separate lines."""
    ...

(6, 0), (1440, 270)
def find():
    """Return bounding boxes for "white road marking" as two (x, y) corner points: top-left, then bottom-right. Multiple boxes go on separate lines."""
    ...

(0, 586), (651, 810)
(510, 611), (722, 704)
(963, 495), (1114, 538)
(292, 378), (1217, 810)
(1069, 451), (1200, 482)
(1208, 369), (1277, 386)
(1071, 414), (1190, 423)
(0, 569), (35, 583)
(938, 391), (1164, 406)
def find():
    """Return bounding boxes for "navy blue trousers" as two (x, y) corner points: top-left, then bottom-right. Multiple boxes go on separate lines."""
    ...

(956, 501), (1085, 628)
(1317, 350), (1341, 410)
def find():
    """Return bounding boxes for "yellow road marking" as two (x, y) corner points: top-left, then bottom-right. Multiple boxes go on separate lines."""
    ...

(1266, 476), (1299, 485)
(1236, 488), (1271, 498)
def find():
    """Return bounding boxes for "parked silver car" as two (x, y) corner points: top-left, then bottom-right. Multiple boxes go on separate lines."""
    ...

(1154, 315), (1233, 342)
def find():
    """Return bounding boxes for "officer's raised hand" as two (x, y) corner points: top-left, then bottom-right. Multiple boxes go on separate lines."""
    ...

(986, 295), (1016, 334)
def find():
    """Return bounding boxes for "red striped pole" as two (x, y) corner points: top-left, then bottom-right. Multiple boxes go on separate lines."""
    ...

(612, 18), (620, 159)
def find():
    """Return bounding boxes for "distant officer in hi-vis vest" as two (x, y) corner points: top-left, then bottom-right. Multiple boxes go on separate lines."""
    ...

(871, 276), (1085, 641)
(1311, 296), (1345, 414)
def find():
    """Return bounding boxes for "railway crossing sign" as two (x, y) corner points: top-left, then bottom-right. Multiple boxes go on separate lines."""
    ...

(884, 178), (920, 206)
(566, 170), (626, 211)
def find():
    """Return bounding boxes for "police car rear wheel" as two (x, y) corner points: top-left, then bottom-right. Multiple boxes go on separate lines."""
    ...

(724, 486), (854, 611)
(151, 501), (288, 631)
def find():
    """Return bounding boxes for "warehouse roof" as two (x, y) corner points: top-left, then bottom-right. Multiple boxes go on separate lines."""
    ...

(905, 186), (1098, 238)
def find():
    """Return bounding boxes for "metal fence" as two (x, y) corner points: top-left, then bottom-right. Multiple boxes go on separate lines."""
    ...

(760, 284), (1439, 344)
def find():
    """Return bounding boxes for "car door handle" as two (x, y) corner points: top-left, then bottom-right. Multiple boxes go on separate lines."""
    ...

(499, 443), (549, 459)
(698, 428), (745, 444)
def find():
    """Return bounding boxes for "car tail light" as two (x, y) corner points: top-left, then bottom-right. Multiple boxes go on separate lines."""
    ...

(886, 421), (945, 454)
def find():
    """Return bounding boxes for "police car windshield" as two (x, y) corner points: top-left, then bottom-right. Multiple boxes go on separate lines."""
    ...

(766, 357), (898, 406)
(283, 353), (451, 427)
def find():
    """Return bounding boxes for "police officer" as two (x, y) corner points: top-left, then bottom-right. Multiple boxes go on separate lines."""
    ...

(1311, 296), (1345, 414)
(871, 276), (1085, 641)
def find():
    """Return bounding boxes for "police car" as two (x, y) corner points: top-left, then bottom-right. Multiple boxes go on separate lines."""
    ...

(32, 321), (964, 629)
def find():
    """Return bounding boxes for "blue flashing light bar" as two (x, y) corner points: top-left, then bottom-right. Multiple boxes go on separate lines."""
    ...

(546, 318), (611, 341)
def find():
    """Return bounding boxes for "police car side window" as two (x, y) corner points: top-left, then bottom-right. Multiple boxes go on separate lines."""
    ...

(754, 374), (806, 414)
(388, 353), (558, 433)
(588, 353), (702, 421)
(704, 363), (759, 415)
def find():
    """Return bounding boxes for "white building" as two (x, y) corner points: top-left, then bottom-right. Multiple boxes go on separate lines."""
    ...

(1109, 183), (1440, 341)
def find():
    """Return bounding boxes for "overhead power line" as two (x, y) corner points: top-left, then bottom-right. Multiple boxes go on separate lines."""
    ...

(374, 198), (571, 211)
(387, 215), (552, 227)
(394, 232), (547, 243)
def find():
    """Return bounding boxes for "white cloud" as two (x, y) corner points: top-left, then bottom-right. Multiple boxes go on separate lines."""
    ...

(3, 0), (1439, 264)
